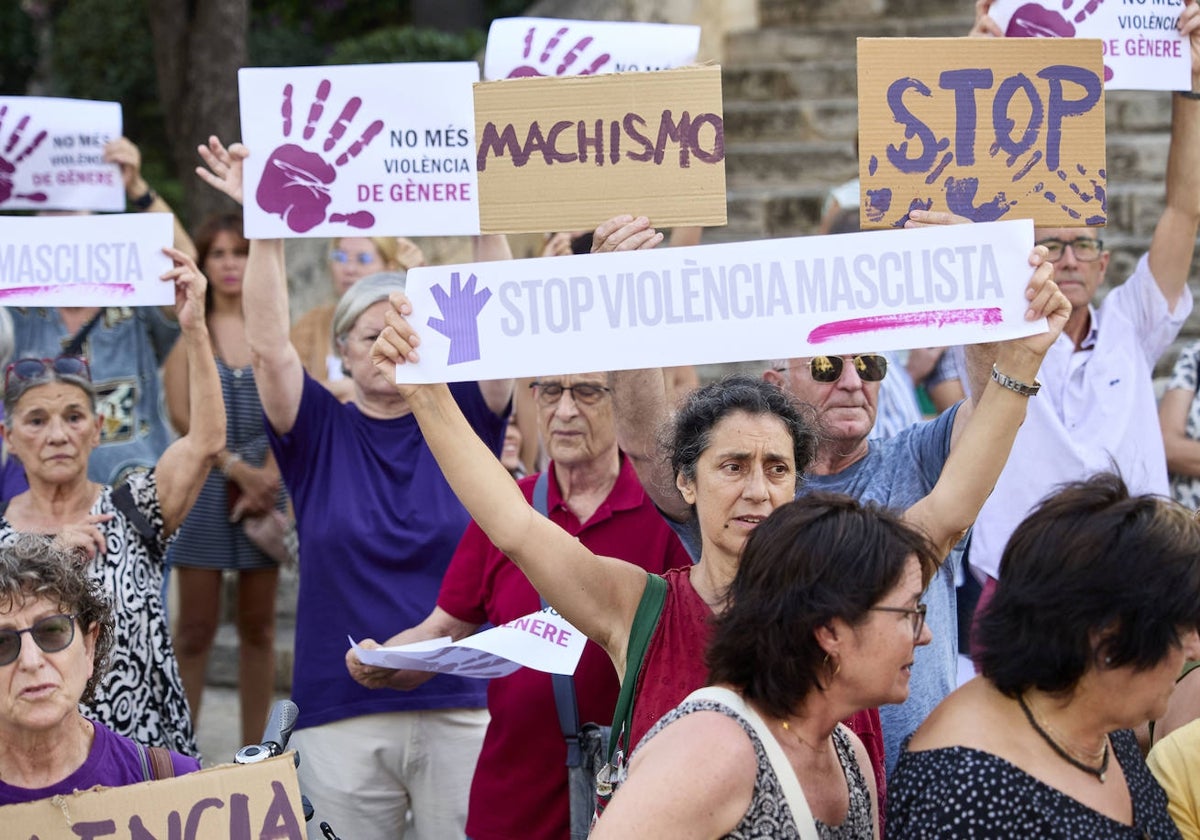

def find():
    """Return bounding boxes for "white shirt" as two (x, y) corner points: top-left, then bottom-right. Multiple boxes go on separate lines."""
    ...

(969, 253), (1191, 579)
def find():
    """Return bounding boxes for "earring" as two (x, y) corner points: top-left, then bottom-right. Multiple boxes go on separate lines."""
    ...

(1104, 655), (1113, 666)
(823, 652), (841, 678)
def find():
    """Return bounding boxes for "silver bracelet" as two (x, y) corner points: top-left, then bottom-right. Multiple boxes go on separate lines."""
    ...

(991, 363), (1041, 396)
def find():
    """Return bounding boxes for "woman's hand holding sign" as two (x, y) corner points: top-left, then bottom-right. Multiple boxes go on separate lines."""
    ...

(371, 292), (423, 400)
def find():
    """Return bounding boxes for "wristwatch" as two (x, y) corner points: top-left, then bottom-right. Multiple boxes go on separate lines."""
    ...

(991, 363), (1040, 397)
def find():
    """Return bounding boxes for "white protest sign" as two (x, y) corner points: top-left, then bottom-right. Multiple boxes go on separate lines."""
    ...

(483, 17), (702, 80)
(395, 219), (1044, 383)
(239, 63), (481, 238)
(0, 214), (173, 307)
(0, 97), (123, 212)
(350, 606), (586, 678)
(989, 0), (1190, 90)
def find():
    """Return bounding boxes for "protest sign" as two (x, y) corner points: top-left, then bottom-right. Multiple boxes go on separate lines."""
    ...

(474, 65), (726, 234)
(4, 754), (305, 839)
(0, 97), (123, 212)
(394, 218), (1045, 384)
(239, 63), (481, 239)
(0, 214), (174, 307)
(351, 605), (587, 679)
(989, 0), (1190, 91)
(858, 37), (1106, 230)
(483, 17), (701, 80)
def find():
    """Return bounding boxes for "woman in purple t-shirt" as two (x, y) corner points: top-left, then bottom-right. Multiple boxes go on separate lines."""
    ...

(0, 536), (198, 805)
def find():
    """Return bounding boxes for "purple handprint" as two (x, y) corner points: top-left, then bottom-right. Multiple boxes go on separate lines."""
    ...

(508, 25), (611, 78)
(0, 107), (48, 206)
(1006, 1), (1112, 81)
(256, 80), (384, 233)
(427, 272), (493, 366)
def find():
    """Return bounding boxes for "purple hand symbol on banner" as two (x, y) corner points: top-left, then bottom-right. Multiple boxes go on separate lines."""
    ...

(427, 272), (493, 365)
(256, 79), (384, 233)
(0, 107), (48, 206)
(509, 25), (611, 78)
(1006, 1), (1113, 81)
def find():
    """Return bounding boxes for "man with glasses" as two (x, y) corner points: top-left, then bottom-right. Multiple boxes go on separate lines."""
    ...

(347, 372), (691, 840)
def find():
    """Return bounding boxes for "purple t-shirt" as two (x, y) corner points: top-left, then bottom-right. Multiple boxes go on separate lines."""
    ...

(0, 719), (199, 805)
(268, 375), (506, 729)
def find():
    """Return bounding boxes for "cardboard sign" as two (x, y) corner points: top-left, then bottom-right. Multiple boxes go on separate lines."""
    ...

(474, 65), (726, 234)
(483, 17), (701, 80)
(394, 218), (1045, 383)
(0, 97), (124, 212)
(858, 38), (1106, 230)
(239, 63), (481, 239)
(989, 0), (1190, 91)
(3, 754), (306, 839)
(351, 605), (587, 679)
(0, 214), (174, 307)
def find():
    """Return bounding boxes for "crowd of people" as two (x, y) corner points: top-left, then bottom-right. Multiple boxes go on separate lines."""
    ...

(2, 2), (1200, 839)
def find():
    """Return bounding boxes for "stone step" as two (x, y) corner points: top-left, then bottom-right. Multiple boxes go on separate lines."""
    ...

(723, 59), (859, 103)
(724, 97), (859, 143)
(759, 0), (971, 27)
(725, 139), (859, 189)
(207, 621), (295, 692)
(725, 16), (977, 64)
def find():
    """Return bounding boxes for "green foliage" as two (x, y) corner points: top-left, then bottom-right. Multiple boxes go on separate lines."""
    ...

(326, 26), (486, 65)
(0, 5), (37, 95)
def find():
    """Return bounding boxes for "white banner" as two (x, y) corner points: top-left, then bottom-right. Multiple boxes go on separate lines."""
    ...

(239, 63), (481, 239)
(483, 17), (702, 80)
(989, 0), (1190, 91)
(0, 214), (174, 307)
(0, 96), (124, 212)
(395, 219), (1045, 383)
(350, 606), (587, 679)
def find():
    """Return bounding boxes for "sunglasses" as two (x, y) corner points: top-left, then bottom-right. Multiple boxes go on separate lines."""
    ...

(529, 381), (611, 407)
(780, 354), (888, 383)
(331, 249), (377, 266)
(4, 356), (92, 391)
(0, 613), (77, 666)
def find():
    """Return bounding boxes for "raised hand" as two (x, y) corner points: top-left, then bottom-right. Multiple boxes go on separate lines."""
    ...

(426, 272), (493, 365)
(162, 246), (208, 332)
(256, 80), (383, 232)
(195, 135), (248, 205)
(591, 215), (664, 253)
(0, 106), (47, 205)
(371, 292), (422, 399)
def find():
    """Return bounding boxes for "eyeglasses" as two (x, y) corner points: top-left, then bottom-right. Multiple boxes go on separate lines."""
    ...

(529, 381), (612, 407)
(5, 356), (91, 391)
(331, 249), (377, 266)
(0, 613), (77, 666)
(869, 603), (927, 642)
(778, 354), (888, 384)
(1037, 237), (1104, 263)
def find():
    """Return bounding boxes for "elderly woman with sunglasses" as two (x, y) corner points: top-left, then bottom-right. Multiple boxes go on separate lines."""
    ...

(0, 536), (200, 804)
(0, 247), (224, 759)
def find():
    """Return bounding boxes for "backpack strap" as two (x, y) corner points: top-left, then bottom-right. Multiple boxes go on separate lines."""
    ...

(147, 746), (176, 780)
(136, 742), (151, 781)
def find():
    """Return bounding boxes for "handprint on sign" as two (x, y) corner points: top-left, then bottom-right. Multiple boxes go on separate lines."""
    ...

(427, 272), (493, 366)
(1006, 0), (1113, 81)
(256, 80), (384, 233)
(0, 107), (48, 206)
(508, 25), (611, 78)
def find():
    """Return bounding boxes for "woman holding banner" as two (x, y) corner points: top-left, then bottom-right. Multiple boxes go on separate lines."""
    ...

(353, 213), (1070, 832)
(0, 536), (199, 804)
(195, 135), (512, 840)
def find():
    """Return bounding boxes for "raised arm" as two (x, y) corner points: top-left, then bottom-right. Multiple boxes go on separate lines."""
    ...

(610, 367), (689, 521)
(154, 248), (225, 536)
(904, 259), (1071, 557)
(370, 298), (648, 673)
(1146, 3), (1200, 309)
(195, 136), (305, 433)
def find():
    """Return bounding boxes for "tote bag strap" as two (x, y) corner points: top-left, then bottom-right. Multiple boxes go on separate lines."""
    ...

(686, 686), (820, 840)
(606, 572), (667, 761)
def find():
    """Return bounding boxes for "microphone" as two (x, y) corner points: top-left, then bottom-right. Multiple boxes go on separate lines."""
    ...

(235, 699), (300, 764)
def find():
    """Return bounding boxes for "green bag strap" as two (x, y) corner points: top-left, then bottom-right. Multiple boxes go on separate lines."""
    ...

(606, 572), (668, 761)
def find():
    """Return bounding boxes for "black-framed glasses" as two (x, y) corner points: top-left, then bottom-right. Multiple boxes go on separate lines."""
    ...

(0, 613), (77, 666)
(331, 249), (377, 266)
(1037, 237), (1104, 263)
(869, 603), (927, 642)
(778, 354), (888, 384)
(4, 356), (91, 391)
(529, 381), (612, 407)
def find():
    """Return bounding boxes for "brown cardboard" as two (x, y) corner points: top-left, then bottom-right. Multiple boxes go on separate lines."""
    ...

(474, 65), (727, 234)
(857, 37), (1106, 230)
(3, 754), (306, 839)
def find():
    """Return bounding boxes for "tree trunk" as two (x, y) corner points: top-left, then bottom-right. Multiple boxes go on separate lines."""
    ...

(145, 0), (247, 229)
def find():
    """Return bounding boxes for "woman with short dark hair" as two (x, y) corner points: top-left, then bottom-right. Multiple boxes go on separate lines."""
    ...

(887, 473), (1200, 838)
